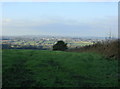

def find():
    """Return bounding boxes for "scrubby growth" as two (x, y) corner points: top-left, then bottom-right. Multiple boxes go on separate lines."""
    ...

(67, 39), (120, 60)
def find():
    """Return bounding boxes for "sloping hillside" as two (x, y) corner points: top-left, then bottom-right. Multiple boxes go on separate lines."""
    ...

(67, 39), (119, 60)
(3, 49), (118, 87)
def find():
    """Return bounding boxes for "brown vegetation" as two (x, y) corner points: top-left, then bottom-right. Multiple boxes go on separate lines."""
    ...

(67, 39), (120, 60)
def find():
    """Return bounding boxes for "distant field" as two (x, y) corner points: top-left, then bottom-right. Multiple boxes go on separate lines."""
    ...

(2, 49), (118, 87)
(2, 40), (93, 49)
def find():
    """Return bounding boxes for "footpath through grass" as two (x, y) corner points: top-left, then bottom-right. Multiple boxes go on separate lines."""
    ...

(2, 49), (118, 87)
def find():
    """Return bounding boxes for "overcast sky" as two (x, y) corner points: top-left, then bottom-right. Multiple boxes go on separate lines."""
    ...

(2, 2), (118, 37)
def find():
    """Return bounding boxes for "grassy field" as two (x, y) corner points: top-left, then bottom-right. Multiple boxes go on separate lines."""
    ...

(2, 49), (118, 87)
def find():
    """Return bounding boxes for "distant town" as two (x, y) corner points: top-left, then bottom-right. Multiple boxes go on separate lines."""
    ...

(1, 35), (116, 50)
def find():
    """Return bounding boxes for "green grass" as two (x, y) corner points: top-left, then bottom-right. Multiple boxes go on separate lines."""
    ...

(2, 49), (118, 87)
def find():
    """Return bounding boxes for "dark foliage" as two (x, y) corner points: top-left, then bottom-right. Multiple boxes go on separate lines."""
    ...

(67, 39), (120, 60)
(53, 41), (67, 51)
(2, 44), (11, 49)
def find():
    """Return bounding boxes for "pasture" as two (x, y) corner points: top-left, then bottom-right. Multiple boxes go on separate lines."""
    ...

(2, 49), (118, 87)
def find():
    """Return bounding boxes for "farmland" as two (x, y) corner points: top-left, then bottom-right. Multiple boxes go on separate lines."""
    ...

(2, 36), (99, 50)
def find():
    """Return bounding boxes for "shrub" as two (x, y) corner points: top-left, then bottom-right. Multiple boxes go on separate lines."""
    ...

(53, 41), (67, 51)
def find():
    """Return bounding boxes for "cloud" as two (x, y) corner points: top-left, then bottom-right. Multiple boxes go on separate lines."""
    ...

(2, 16), (118, 37)
(3, 18), (12, 23)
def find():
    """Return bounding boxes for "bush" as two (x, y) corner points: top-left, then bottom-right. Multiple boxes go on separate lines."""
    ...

(53, 41), (67, 51)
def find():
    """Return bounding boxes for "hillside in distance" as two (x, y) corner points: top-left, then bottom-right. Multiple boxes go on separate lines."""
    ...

(2, 36), (97, 50)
